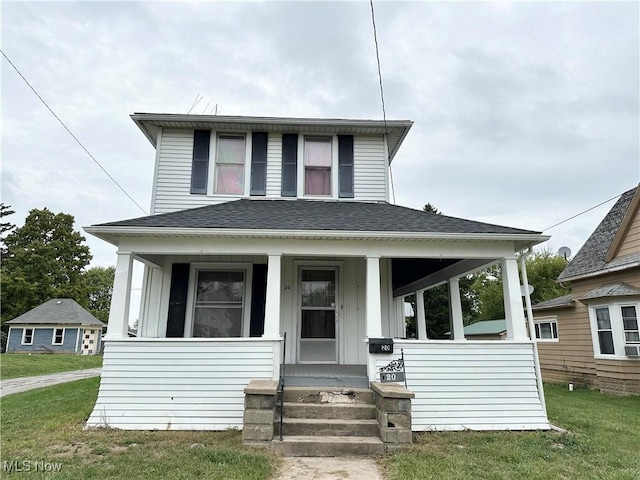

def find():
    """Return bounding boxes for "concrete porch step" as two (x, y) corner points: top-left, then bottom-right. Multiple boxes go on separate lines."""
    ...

(275, 418), (379, 437)
(282, 387), (373, 404)
(271, 435), (385, 457)
(282, 402), (376, 420)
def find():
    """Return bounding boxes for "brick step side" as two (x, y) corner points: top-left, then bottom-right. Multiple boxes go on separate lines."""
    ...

(275, 418), (379, 437)
(282, 387), (373, 404)
(271, 435), (385, 457)
(281, 402), (376, 420)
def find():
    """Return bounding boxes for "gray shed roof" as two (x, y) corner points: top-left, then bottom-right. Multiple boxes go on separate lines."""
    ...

(579, 282), (640, 301)
(557, 186), (639, 282)
(531, 294), (575, 311)
(5, 298), (106, 327)
(92, 199), (542, 236)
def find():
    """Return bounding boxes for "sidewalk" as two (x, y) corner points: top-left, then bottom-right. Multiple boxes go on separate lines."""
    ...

(0, 368), (102, 397)
(274, 457), (385, 480)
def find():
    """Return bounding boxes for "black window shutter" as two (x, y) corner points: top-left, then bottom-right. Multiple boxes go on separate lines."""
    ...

(338, 135), (354, 198)
(190, 130), (210, 194)
(281, 133), (298, 197)
(166, 263), (190, 338)
(250, 132), (268, 196)
(249, 264), (268, 337)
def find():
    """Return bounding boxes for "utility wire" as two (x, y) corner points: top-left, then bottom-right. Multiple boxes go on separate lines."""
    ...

(1, 49), (148, 215)
(369, 0), (395, 203)
(543, 193), (621, 231)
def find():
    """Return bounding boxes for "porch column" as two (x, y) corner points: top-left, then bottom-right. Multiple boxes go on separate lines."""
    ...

(416, 289), (428, 340)
(105, 251), (133, 340)
(502, 256), (528, 340)
(263, 254), (282, 339)
(448, 278), (465, 340)
(366, 256), (383, 338)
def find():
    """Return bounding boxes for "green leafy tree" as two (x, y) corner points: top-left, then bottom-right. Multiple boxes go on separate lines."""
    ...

(0, 203), (16, 260)
(83, 266), (115, 323)
(1, 208), (92, 323)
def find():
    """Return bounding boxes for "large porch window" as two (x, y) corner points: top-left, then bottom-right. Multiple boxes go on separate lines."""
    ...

(187, 265), (253, 338)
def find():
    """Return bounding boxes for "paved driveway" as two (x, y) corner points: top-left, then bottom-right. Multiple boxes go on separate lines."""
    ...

(0, 368), (102, 397)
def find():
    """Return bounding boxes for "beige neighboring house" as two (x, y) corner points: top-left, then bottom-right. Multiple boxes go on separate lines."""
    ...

(532, 186), (640, 395)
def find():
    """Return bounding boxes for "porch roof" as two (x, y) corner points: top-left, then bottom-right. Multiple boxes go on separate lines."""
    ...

(85, 199), (548, 249)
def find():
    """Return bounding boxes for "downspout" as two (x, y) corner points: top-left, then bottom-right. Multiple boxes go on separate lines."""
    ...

(519, 248), (547, 415)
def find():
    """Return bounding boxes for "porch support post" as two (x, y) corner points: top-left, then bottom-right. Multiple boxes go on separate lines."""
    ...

(448, 278), (465, 340)
(105, 251), (133, 340)
(366, 256), (383, 338)
(263, 254), (282, 339)
(416, 289), (428, 340)
(502, 256), (528, 340)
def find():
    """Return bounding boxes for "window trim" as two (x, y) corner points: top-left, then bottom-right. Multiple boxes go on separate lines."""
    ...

(298, 135), (339, 199)
(22, 328), (34, 345)
(621, 304), (640, 344)
(533, 316), (559, 342)
(52, 327), (65, 346)
(184, 263), (254, 338)
(587, 300), (640, 359)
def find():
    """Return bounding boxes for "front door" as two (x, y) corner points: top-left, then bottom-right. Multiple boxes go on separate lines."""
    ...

(298, 267), (338, 363)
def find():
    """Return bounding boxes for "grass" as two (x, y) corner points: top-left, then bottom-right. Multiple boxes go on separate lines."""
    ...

(382, 383), (640, 480)
(0, 378), (280, 479)
(1, 353), (103, 380)
(2, 380), (639, 479)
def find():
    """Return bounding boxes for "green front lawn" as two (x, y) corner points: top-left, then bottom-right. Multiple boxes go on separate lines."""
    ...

(382, 384), (640, 480)
(1, 379), (638, 479)
(1, 353), (103, 380)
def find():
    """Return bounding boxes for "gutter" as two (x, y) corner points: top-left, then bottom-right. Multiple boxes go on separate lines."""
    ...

(519, 247), (548, 416)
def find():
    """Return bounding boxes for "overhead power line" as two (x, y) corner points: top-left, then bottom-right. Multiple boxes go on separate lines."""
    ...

(369, 0), (395, 203)
(1, 49), (148, 215)
(543, 193), (622, 231)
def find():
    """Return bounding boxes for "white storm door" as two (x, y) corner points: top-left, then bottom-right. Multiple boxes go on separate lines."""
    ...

(298, 268), (338, 363)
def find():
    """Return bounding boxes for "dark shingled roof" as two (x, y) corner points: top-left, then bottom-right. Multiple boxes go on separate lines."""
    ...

(94, 199), (541, 235)
(557, 187), (639, 282)
(531, 294), (575, 311)
(5, 298), (106, 326)
(579, 282), (640, 301)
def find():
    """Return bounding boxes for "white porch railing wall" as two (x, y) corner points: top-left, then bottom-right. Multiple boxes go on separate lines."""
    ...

(373, 340), (550, 431)
(86, 338), (280, 430)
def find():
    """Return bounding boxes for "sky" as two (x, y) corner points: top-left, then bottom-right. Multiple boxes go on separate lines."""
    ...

(2, 1), (639, 320)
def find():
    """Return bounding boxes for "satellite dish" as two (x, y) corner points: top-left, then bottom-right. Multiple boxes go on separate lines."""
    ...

(521, 284), (534, 296)
(558, 246), (572, 260)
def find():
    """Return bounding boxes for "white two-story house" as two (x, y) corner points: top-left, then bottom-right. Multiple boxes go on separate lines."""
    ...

(85, 113), (550, 433)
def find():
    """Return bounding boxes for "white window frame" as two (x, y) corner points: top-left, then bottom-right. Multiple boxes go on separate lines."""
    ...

(184, 263), (254, 338)
(533, 316), (559, 342)
(209, 132), (252, 197)
(621, 304), (640, 344)
(587, 300), (640, 360)
(22, 328), (34, 345)
(52, 328), (65, 345)
(297, 135), (339, 199)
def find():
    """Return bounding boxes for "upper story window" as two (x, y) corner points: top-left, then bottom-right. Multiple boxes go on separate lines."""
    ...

(304, 137), (332, 196)
(215, 135), (246, 195)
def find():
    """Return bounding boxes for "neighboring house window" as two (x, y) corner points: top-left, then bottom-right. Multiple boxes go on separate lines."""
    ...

(304, 137), (332, 196)
(595, 307), (615, 355)
(534, 318), (558, 341)
(192, 269), (247, 337)
(22, 328), (34, 345)
(215, 135), (246, 194)
(52, 328), (65, 345)
(622, 305), (639, 343)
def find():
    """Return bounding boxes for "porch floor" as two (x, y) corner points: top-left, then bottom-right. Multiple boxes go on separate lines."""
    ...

(282, 364), (369, 388)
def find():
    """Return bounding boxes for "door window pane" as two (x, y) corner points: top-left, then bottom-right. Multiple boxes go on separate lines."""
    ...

(301, 270), (335, 307)
(301, 311), (336, 338)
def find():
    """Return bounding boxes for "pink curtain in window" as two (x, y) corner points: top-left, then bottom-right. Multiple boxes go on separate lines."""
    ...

(216, 165), (244, 194)
(305, 139), (331, 166)
(305, 169), (331, 195)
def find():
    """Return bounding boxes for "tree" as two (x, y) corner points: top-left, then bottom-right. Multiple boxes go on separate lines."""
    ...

(423, 203), (441, 214)
(0, 203), (16, 260)
(83, 266), (115, 323)
(1, 208), (92, 323)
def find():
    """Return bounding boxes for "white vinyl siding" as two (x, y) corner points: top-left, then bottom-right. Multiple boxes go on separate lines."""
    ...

(353, 135), (387, 202)
(265, 133), (283, 197)
(375, 341), (549, 431)
(86, 339), (278, 430)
